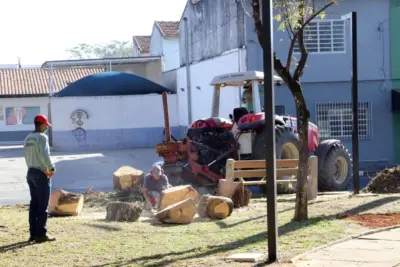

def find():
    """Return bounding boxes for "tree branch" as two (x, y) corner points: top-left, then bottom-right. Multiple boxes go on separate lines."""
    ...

(293, 1), (308, 81)
(302, 0), (337, 27)
(286, 24), (298, 73)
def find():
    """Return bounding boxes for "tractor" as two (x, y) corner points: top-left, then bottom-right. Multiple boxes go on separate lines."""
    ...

(156, 71), (352, 192)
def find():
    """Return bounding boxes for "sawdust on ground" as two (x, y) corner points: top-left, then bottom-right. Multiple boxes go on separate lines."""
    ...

(344, 213), (400, 228)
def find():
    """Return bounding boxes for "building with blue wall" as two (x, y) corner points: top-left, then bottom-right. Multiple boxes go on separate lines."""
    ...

(178, 0), (395, 170)
(246, 0), (393, 169)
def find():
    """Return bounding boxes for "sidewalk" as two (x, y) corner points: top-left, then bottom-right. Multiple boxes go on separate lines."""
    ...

(292, 227), (400, 267)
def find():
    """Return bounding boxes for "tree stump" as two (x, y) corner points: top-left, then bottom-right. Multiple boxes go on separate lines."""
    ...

(197, 195), (234, 219)
(49, 189), (84, 216)
(158, 185), (200, 211)
(231, 183), (252, 208)
(155, 198), (197, 224)
(113, 166), (144, 191)
(106, 202), (143, 222)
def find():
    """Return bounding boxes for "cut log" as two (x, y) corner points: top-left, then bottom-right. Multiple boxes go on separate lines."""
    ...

(155, 198), (197, 224)
(113, 166), (144, 191)
(217, 180), (252, 208)
(158, 185), (200, 211)
(49, 189), (84, 216)
(106, 202), (142, 222)
(197, 195), (234, 220)
(232, 185), (252, 208)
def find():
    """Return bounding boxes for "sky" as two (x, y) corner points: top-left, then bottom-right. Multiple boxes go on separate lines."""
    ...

(0, 0), (187, 66)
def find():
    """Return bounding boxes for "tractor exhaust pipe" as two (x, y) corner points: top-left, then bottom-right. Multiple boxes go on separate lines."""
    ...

(162, 92), (172, 142)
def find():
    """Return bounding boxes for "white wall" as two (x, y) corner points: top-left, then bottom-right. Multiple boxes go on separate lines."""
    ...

(50, 94), (178, 132)
(50, 94), (179, 150)
(177, 48), (247, 126)
(0, 97), (49, 132)
(150, 25), (163, 57)
(150, 25), (180, 72)
(162, 38), (180, 72)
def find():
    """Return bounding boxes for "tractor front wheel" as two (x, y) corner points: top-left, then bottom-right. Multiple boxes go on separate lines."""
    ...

(318, 143), (353, 191)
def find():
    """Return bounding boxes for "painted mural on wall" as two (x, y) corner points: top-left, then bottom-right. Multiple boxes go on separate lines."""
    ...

(70, 109), (89, 145)
(5, 107), (40, 125)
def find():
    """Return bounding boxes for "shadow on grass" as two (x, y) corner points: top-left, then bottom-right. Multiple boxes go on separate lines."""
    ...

(0, 241), (35, 253)
(86, 223), (122, 232)
(89, 196), (400, 266)
(215, 199), (330, 229)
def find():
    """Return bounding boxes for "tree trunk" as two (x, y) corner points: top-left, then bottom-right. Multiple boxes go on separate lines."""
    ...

(49, 189), (84, 216)
(155, 198), (197, 224)
(293, 87), (310, 221)
(197, 195), (234, 220)
(106, 202), (143, 222)
(158, 185), (200, 212)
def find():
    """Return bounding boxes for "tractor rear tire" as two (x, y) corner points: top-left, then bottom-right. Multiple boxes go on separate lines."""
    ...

(252, 125), (300, 194)
(253, 125), (300, 160)
(318, 143), (352, 191)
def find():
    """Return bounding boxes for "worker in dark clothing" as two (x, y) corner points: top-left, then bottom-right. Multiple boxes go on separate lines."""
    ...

(24, 114), (56, 243)
(143, 165), (171, 210)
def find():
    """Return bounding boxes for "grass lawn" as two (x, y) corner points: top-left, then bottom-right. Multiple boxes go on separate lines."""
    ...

(1, 193), (400, 267)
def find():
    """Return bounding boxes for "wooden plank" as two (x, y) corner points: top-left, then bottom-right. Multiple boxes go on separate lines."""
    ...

(277, 168), (298, 177)
(234, 170), (265, 178)
(234, 160), (266, 169)
(233, 159), (299, 169)
(242, 180), (297, 185)
(234, 168), (298, 178)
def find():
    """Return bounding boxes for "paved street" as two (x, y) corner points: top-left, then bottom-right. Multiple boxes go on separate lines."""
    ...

(0, 145), (160, 205)
(292, 227), (400, 267)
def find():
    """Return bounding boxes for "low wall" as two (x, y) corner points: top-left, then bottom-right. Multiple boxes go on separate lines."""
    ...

(50, 94), (180, 151)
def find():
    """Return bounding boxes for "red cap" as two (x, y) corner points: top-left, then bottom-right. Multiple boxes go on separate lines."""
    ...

(34, 114), (52, 127)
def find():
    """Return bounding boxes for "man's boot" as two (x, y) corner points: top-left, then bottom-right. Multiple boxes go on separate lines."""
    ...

(34, 235), (56, 243)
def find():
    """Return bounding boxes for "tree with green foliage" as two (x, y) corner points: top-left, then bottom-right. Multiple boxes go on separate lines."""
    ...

(66, 40), (134, 59)
(248, 0), (338, 221)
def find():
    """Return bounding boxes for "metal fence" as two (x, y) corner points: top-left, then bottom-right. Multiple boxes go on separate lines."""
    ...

(315, 101), (373, 140)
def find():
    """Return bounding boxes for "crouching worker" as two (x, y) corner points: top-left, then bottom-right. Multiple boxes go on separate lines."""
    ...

(143, 165), (171, 210)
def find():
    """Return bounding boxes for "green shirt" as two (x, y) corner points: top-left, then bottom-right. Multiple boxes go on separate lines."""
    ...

(24, 132), (55, 173)
(242, 90), (253, 112)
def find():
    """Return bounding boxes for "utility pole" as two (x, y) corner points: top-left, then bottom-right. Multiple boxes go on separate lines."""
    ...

(341, 12), (359, 194)
(262, 0), (278, 262)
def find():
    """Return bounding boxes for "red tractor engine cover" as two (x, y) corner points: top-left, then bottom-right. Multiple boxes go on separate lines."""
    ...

(282, 116), (320, 153)
(189, 117), (234, 130)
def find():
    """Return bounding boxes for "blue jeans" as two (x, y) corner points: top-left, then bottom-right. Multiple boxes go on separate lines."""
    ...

(27, 168), (51, 237)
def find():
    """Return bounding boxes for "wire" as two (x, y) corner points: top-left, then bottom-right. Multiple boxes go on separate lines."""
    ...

(378, 20), (388, 94)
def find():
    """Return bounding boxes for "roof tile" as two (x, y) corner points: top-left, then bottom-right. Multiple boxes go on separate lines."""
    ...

(0, 68), (104, 96)
(133, 36), (151, 53)
(155, 21), (179, 38)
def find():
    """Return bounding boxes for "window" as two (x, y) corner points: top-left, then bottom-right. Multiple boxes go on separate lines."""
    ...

(294, 19), (345, 53)
(315, 102), (372, 140)
(5, 107), (40, 125)
(275, 105), (286, 115)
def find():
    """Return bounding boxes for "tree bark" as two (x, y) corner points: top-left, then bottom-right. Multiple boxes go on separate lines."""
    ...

(106, 202), (143, 222)
(155, 198), (197, 224)
(197, 195), (234, 220)
(292, 87), (310, 221)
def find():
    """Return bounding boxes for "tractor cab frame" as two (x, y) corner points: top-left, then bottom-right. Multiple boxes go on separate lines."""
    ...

(209, 71), (283, 117)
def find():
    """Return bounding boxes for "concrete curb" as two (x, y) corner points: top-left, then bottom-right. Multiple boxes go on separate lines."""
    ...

(290, 224), (400, 264)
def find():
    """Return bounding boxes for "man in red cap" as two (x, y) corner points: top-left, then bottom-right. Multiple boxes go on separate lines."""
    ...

(23, 114), (56, 243)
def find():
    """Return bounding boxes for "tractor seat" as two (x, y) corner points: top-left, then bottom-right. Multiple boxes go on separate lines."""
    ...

(233, 107), (249, 123)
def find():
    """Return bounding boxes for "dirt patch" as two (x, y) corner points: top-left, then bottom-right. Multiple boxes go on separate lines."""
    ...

(344, 213), (400, 228)
(362, 166), (400, 193)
